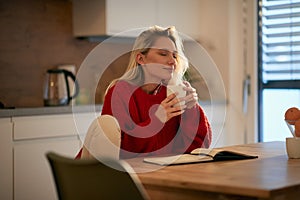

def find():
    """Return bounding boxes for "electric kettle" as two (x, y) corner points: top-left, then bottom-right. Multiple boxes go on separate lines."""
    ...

(43, 69), (79, 106)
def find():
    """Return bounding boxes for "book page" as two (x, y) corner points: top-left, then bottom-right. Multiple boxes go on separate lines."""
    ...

(190, 148), (258, 160)
(143, 154), (213, 166)
(190, 148), (221, 157)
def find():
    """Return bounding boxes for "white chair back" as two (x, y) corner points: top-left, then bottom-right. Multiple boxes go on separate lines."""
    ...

(82, 115), (121, 160)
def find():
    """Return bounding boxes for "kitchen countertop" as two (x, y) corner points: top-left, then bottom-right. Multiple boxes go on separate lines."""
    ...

(0, 104), (102, 118)
(0, 100), (226, 118)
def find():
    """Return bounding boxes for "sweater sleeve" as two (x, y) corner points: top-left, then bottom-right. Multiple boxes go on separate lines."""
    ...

(173, 104), (212, 154)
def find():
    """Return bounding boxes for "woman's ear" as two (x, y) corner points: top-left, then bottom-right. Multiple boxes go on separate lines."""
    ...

(136, 53), (145, 65)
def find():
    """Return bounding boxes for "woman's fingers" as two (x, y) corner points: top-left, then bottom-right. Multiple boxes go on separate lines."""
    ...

(155, 94), (186, 123)
(164, 93), (184, 107)
(184, 94), (198, 109)
(181, 82), (198, 109)
(155, 81), (200, 123)
(183, 92), (198, 103)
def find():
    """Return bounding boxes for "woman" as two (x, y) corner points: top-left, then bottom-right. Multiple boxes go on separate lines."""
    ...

(79, 26), (212, 159)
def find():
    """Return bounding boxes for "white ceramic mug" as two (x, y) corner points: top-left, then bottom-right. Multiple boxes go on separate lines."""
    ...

(286, 137), (300, 159)
(167, 85), (186, 106)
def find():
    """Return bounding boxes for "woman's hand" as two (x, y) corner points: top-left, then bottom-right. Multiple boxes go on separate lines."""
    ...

(155, 93), (187, 123)
(182, 81), (198, 109)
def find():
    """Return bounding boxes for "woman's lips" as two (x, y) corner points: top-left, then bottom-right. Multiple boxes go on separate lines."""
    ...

(165, 68), (174, 73)
(164, 66), (175, 72)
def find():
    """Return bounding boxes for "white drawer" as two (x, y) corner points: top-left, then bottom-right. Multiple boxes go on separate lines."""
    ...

(13, 113), (95, 140)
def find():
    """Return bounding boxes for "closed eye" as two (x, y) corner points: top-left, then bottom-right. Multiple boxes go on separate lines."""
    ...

(158, 49), (178, 59)
(173, 52), (178, 59)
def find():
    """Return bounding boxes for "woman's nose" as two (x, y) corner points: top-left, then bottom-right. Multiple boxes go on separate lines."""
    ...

(167, 55), (176, 66)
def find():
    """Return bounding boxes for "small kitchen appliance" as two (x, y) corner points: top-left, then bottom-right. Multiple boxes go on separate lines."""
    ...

(43, 69), (79, 106)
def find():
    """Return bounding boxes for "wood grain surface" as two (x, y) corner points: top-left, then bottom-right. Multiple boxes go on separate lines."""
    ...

(127, 142), (300, 200)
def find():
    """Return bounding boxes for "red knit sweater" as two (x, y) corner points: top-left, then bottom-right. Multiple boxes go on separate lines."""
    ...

(76, 81), (212, 159)
(101, 81), (212, 159)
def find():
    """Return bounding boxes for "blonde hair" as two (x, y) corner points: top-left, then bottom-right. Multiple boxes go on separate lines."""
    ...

(105, 25), (189, 94)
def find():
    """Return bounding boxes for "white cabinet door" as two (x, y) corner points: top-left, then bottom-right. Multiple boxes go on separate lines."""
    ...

(106, 0), (157, 35)
(73, 0), (202, 38)
(157, 0), (202, 40)
(12, 113), (95, 200)
(13, 114), (79, 140)
(14, 137), (80, 200)
(13, 113), (95, 140)
(0, 118), (13, 200)
(107, 0), (202, 39)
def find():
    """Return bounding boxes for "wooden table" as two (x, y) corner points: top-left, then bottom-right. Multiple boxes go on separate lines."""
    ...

(126, 142), (300, 200)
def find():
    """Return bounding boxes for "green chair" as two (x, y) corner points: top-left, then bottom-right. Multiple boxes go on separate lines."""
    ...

(46, 152), (149, 200)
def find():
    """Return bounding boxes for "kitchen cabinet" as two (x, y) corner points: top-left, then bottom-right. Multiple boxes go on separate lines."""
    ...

(14, 137), (79, 200)
(13, 114), (90, 140)
(12, 113), (95, 200)
(156, 0), (202, 40)
(73, 0), (202, 39)
(105, 0), (157, 36)
(0, 112), (97, 200)
(0, 118), (13, 200)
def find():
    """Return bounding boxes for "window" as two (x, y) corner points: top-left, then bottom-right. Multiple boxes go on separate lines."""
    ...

(258, 0), (300, 141)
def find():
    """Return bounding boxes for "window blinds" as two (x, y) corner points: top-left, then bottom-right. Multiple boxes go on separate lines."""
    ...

(261, 0), (300, 83)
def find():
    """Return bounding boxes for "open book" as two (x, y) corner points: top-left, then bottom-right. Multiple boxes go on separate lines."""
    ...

(143, 148), (258, 166)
